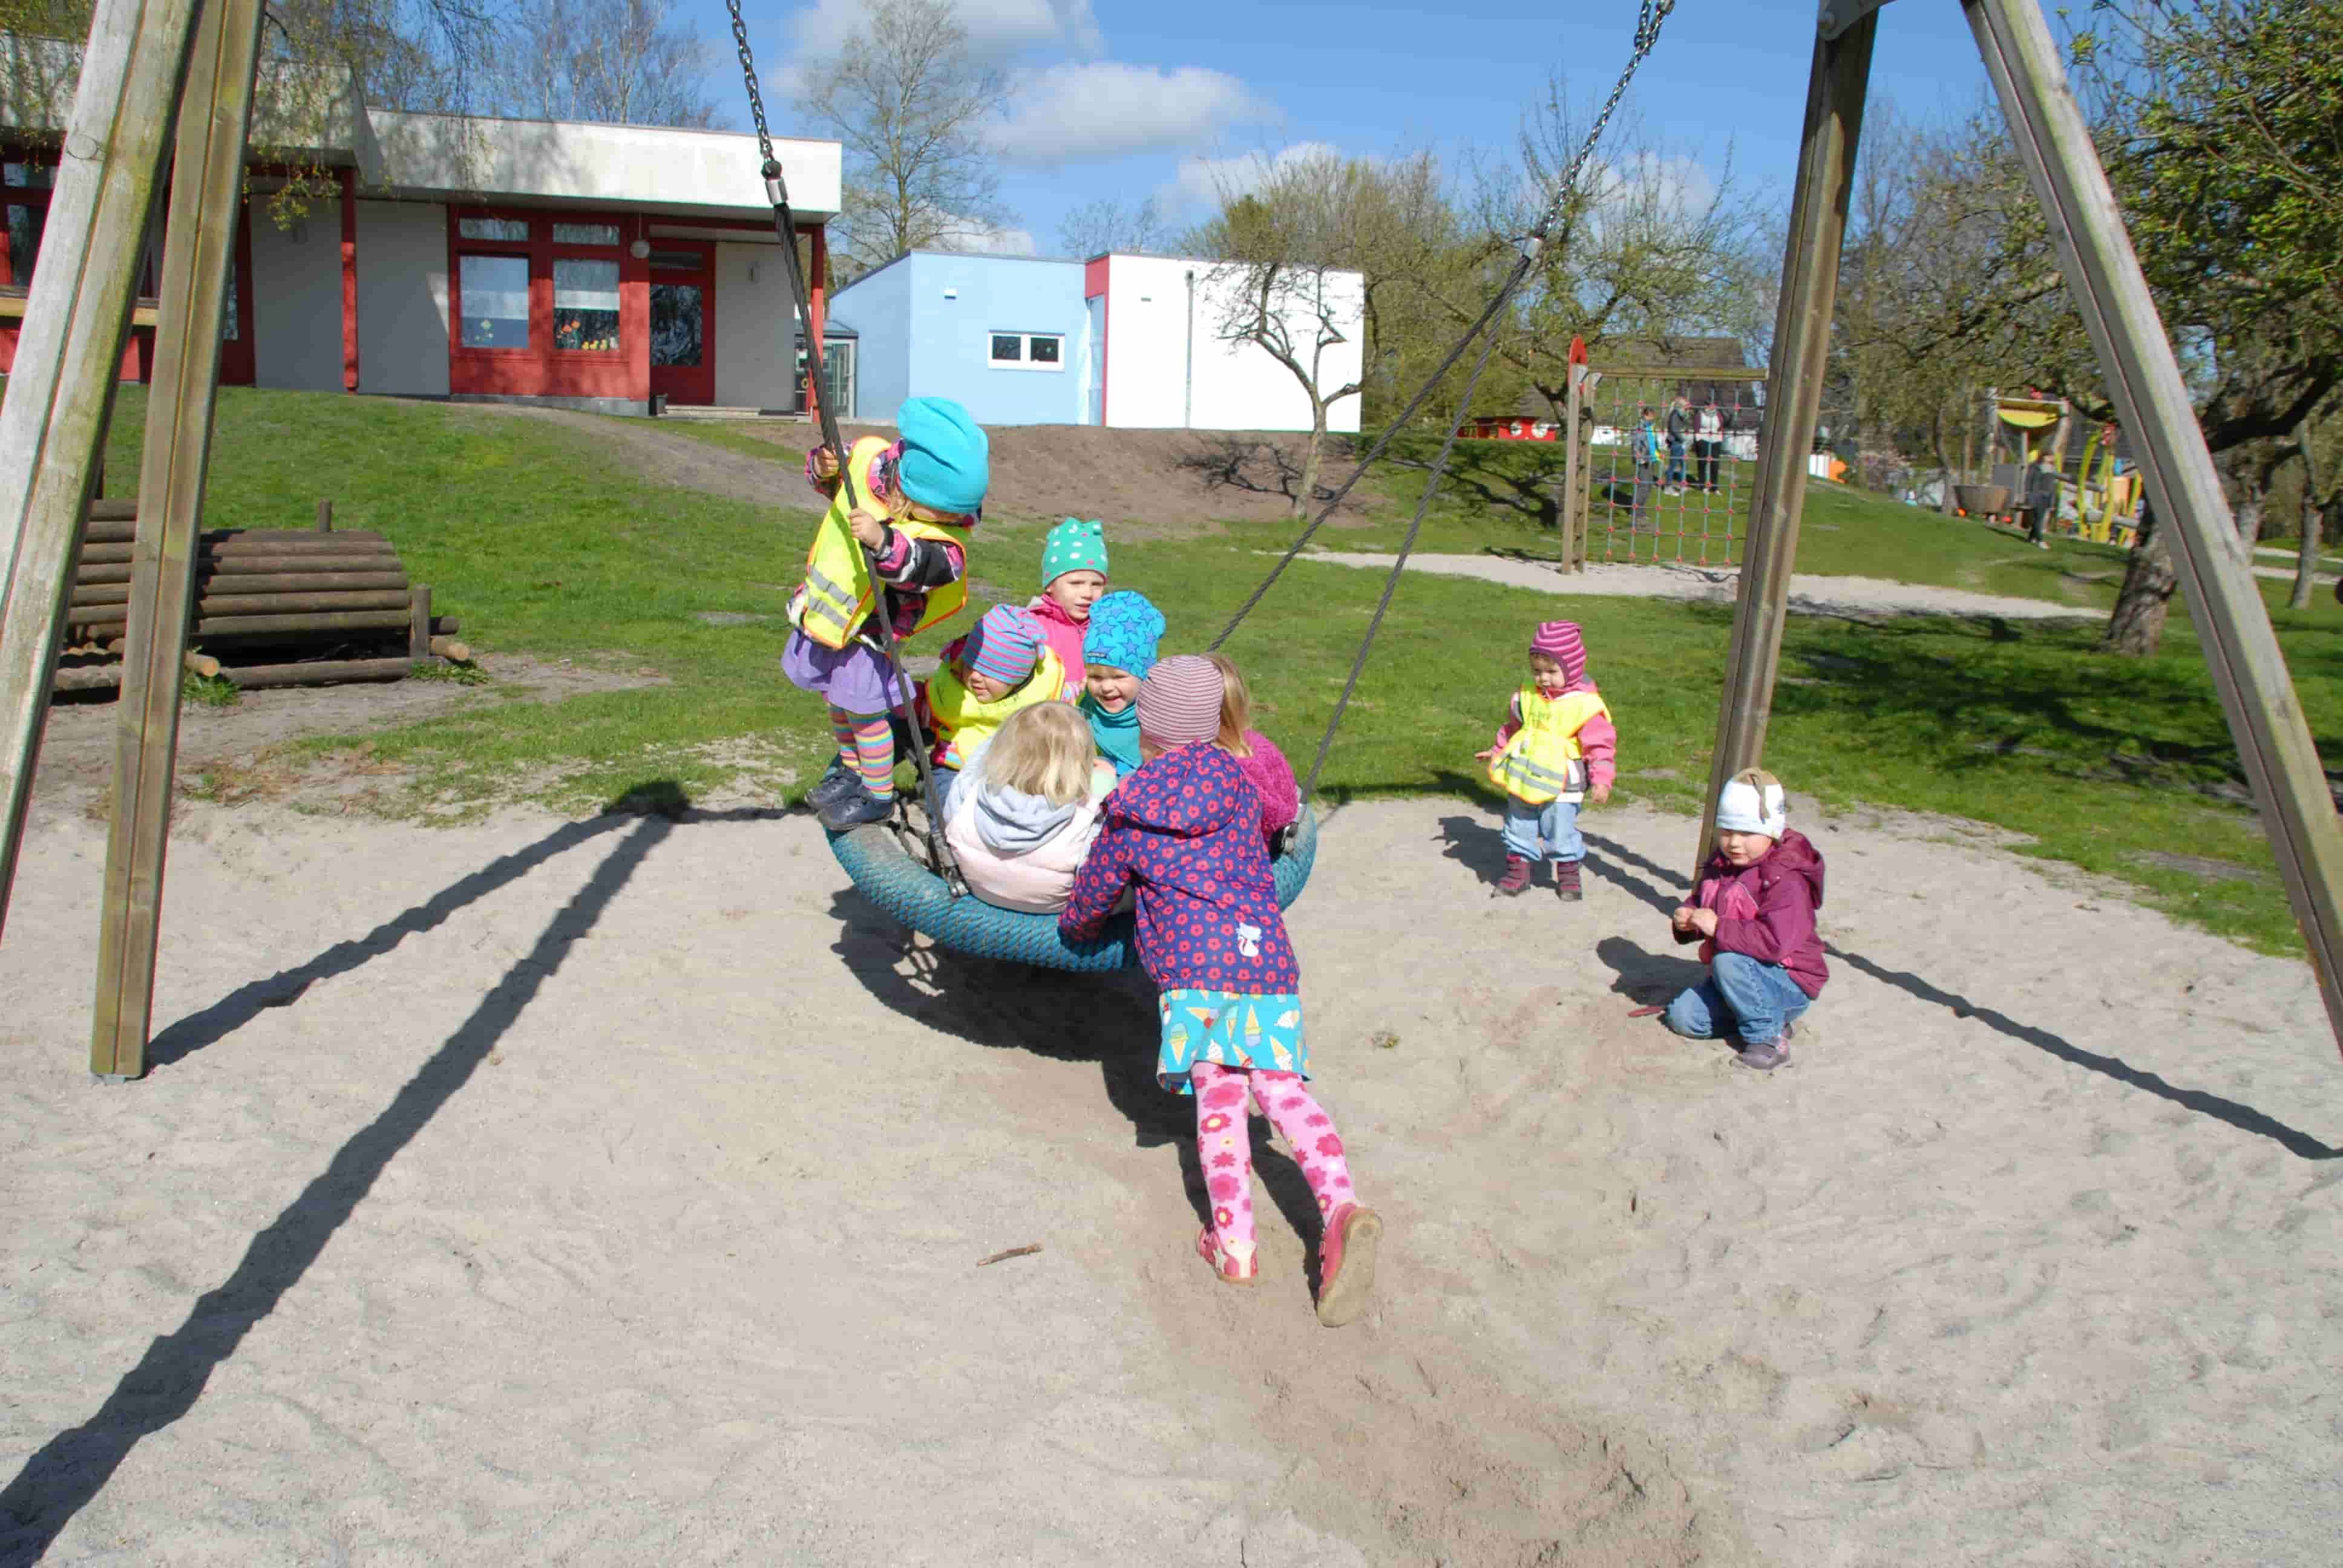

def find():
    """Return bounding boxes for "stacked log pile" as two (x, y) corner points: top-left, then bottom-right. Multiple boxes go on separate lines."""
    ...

(54, 500), (473, 693)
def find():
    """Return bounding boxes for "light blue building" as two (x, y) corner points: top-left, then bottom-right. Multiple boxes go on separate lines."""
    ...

(831, 251), (1090, 428)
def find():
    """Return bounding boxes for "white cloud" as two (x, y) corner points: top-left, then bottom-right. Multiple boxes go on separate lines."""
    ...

(988, 63), (1267, 162)
(1583, 151), (1719, 221)
(939, 220), (1040, 256)
(1164, 141), (1343, 212)
(783, 0), (1102, 63)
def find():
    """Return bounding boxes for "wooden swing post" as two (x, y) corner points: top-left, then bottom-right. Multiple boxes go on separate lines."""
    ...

(1962, 0), (2343, 1050)
(1694, 4), (1877, 871)
(0, 0), (208, 940)
(90, 0), (270, 1080)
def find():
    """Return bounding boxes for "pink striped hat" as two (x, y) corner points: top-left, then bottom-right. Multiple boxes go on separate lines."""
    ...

(1531, 621), (1586, 684)
(1137, 654), (1225, 748)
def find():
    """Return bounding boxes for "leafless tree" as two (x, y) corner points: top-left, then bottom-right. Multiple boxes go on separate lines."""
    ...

(792, 0), (1015, 281)
(497, 0), (715, 128)
(1056, 197), (1170, 259)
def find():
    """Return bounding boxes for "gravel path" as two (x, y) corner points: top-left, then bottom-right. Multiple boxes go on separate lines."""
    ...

(1291, 551), (2106, 621)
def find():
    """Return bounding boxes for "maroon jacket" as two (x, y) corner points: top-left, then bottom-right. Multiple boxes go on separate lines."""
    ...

(1676, 829), (1828, 998)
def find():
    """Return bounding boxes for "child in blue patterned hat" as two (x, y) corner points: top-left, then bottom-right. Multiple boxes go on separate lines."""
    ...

(1027, 518), (1109, 697)
(1078, 590), (1165, 778)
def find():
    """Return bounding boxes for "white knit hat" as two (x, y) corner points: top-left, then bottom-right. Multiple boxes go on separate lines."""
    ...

(1717, 769), (1787, 838)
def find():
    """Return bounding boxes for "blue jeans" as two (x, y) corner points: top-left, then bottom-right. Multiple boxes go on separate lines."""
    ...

(1665, 436), (1687, 486)
(928, 765), (958, 820)
(1502, 795), (1582, 864)
(1665, 951), (1811, 1048)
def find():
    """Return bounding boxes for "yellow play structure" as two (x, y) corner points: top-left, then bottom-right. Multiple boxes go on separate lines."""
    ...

(1988, 392), (2143, 544)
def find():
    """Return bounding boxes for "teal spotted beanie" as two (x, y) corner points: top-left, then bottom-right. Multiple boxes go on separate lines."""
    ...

(1040, 518), (1109, 587)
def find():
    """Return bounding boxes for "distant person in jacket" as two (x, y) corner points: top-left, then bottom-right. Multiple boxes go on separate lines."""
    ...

(2024, 454), (2060, 549)
(1663, 771), (1827, 1072)
(1664, 394), (1692, 494)
(1060, 656), (1383, 1325)
(1693, 399), (1725, 493)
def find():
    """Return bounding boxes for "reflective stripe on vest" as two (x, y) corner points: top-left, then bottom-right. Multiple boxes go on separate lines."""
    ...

(789, 435), (971, 648)
(1487, 685), (1610, 805)
(928, 647), (1067, 770)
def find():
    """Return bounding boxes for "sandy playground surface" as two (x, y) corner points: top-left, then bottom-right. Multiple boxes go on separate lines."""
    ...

(4, 740), (2339, 1563)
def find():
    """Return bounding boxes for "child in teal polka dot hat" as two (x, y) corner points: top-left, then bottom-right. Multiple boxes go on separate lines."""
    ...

(1027, 518), (1109, 698)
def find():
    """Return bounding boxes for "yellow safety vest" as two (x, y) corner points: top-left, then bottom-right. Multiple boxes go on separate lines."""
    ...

(927, 647), (1067, 770)
(788, 434), (969, 648)
(1488, 685), (1610, 805)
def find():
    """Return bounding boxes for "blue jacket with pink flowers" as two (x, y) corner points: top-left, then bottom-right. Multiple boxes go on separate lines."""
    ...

(1060, 742), (1299, 995)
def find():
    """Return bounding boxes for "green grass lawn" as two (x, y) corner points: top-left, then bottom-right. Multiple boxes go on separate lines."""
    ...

(65, 387), (2343, 959)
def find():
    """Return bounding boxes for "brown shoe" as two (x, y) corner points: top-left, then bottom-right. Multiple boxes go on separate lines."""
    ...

(1498, 855), (1532, 896)
(1316, 1204), (1382, 1327)
(1553, 860), (1584, 901)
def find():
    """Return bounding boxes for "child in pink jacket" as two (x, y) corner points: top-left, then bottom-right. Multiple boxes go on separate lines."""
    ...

(1027, 518), (1108, 697)
(1666, 770), (1828, 1072)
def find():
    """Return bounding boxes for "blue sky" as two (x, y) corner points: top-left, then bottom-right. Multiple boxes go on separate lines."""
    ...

(677, 0), (2003, 255)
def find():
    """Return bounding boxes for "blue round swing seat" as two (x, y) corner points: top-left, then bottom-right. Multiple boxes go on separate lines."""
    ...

(826, 803), (1318, 973)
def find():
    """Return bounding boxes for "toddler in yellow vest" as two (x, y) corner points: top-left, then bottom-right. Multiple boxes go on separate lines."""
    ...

(788, 397), (990, 832)
(914, 602), (1068, 819)
(1475, 621), (1616, 900)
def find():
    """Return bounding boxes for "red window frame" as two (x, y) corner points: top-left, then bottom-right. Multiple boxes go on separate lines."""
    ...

(447, 206), (646, 400)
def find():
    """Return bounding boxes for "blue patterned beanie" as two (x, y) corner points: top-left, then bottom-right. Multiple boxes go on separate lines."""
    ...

(1081, 590), (1165, 678)
(894, 397), (989, 515)
(1041, 518), (1109, 586)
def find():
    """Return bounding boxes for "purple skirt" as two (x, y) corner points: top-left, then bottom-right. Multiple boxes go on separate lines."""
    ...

(781, 630), (913, 715)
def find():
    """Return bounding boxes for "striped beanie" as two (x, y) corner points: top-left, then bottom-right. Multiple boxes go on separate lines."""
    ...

(1137, 654), (1225, 748)
(962, 603), (1043, 688)
(1041, 518), (1109, 587)
(1531, 620), (1586, 685)
(1082, 590), (1164, 679)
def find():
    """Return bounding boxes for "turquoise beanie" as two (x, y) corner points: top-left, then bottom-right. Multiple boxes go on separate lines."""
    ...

(1041, 518), (1109, 587)
(1081, 590), (1165, 678)
(894, 397), (989, 515)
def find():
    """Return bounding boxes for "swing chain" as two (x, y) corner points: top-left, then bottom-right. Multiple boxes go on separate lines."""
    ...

(1525, 0), (1675, 244)
(724, 0), (777, 173)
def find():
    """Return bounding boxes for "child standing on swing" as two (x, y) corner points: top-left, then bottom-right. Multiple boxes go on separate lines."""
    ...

(1061, 656), (1383, 1327)
(788, 397), (991, 832)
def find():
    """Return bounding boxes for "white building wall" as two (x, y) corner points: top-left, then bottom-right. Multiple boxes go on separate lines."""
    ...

(353, 200), (448, 397)
(712, 241), (801, 410)
(1102, 255), (1363, 434)
(249, 207), (345, 391)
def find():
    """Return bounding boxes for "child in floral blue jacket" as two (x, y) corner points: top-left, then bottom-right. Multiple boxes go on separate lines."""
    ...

(1061, 655), (1382, 1325)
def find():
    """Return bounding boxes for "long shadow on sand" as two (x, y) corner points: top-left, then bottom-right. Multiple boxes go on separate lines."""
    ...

(824, 889), (1326, 1269)
(0, 806), (707, 1564)
(1580, 830), (2341, 1161)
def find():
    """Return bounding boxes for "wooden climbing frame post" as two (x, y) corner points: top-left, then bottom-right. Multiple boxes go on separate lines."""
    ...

(1694, 7), (1876, 871)
(1962, 0), (2343, 1051)
(0, 0), (208, 942)
(91, 0), (272, 1080)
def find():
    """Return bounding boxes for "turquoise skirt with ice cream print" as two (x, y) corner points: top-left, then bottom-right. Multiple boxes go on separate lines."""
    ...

(1157, 987), (1308, 1093)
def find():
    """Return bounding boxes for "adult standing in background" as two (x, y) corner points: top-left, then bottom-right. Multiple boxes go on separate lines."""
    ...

(1693, 399), (1724, 493)
(1664, 394), (1692, 495)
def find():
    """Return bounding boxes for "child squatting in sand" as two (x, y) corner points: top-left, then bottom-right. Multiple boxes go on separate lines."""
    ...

(1666, 770), (1829, 1071)
(1060, 655), (1381, 1326)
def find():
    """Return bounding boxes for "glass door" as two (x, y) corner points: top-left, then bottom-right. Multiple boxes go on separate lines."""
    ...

(648, 242), (715, 407)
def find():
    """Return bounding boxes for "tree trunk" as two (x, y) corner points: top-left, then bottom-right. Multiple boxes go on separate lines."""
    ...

(2104, 500), (2177, 657)
(1292, 402), (1325, 520)
(2292, 414), (2324, 610)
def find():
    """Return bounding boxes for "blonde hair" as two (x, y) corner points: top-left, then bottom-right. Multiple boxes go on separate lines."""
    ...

(1203, 652), (1253, 757)
(983, 701), (1098, 805)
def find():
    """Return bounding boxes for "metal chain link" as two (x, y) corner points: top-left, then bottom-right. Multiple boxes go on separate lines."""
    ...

(1527, 0), (1675, 243)
(725, 0), (777, 171)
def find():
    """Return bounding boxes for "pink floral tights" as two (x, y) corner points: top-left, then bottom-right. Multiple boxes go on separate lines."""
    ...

(1191, 1060), (1358, 1273)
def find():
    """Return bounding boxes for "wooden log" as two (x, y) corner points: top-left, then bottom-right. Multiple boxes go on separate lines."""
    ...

(92, 0), (272, 1080)
(87, 498), (139, 522)
(430, 636), (472, 662)
(110, 609), (415, 640)
(71, 570), (409, 606)
(0, 0), (208, 941)
(221, 656), (415, 689)
(184, 650), (220, 679)
(50, 650), (216, 692)
(409, 584), (431, 659)
(433, 616), (460, 636)
(76, 529), (393, 556)
(316, 498), (333, 533)
(74, 553), (403, 583)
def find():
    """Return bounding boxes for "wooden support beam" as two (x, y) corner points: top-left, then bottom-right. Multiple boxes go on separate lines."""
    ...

(1695, 11), (1877, 874)
(316, 498), (333, 532)
(1964, 0), (2343, 1051)
(1562, 365), (1584, 575)
(408, 584), (432, 660)
(91, 0), (269, 1080)
(0, 0), (206, 941)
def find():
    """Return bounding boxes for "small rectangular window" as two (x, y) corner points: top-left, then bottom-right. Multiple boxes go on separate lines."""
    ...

(554, 258), (620, 352)
(4, 162), (53, 190)
(1030, 335), (1061, 365)
(459, 253), (531, 348)
(459, 216), (531, 242)
(989, 333), (1023, 364)
(990, 332), (1064, 371)
(552, 222), (620, 246)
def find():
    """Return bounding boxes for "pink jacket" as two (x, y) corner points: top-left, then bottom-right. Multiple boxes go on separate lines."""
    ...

(942, 760), (1113, 913)
(1676, 830), (1829, 997)
(1025, 596), (1089, 702)
(1231, 733), (1299, 850)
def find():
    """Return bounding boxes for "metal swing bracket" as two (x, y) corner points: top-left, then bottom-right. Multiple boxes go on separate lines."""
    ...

(1817, 0), (1895, 39)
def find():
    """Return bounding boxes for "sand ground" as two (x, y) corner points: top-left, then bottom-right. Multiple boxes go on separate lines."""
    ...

(4, 778), (2338, 1566)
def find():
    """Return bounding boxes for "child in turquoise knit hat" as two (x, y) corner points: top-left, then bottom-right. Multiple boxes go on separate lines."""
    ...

(1027, 518), (1109, 700)
(1079, 590), (1165, 777)
(788, 396), (993, 831)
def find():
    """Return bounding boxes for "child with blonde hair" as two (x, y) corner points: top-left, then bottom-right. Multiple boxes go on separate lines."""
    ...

(943, 701), (1116, 913)
(792, 397), (991, 831)
(1061, 655), (1382, 1327)
(1476, 620), (1616, 900)
(1204, 652), (1299, 855)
